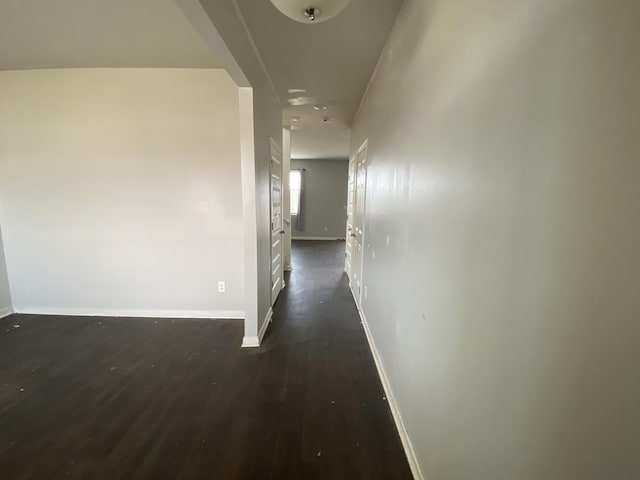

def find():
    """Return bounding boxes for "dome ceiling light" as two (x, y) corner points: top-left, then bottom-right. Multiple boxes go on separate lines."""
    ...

(270, 0), (351, 24)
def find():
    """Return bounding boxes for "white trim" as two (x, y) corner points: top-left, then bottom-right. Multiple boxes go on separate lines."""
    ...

(0, 306), (14, 319)
(241, 335), (260, 347)
(350, 290), (424, 480)
(292, 236), (345, 241)
(11, 307), (244, 320)
(242, 307), (273, 347)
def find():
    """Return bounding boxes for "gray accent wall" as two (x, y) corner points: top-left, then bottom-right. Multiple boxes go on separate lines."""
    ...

(291, 158), (348, 239)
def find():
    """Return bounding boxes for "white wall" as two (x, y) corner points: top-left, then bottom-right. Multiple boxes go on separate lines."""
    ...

(0, 224), (12, 317)
(351, 1), (640, 479)
(282, 128), (292, 270)
(0, 68), (244, 318)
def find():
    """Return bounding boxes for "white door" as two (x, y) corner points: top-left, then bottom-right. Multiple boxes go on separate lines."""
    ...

(351, 141), (367, 305)
(270, 139), (284, 306)
(345, 155), (356, 281)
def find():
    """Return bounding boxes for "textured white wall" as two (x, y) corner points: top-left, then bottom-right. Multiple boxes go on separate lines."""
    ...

(0, 224), (11, 316)
(0, 68), (244, 318)
(351, 0), (640, 479)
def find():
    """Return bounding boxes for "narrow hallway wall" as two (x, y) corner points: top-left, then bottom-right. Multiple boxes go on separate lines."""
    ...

(351, 0), (640, 479)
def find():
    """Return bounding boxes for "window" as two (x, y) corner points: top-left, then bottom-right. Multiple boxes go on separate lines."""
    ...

(290, 170), (301, 215)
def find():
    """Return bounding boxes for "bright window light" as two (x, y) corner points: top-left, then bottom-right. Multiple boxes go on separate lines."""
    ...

(290, 170), (301, 215)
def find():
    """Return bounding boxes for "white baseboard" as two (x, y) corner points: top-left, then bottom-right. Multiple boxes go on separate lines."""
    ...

(0, 306), (14, 319)
(350, 290), (424, 480)
(11, 307), (245, 320)
(242, 307), (273, 347)
(292, 236), (345, 241)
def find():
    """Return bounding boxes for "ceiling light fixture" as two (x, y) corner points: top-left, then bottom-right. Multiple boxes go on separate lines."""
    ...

(313, 104), (327, 111)
(304, 8), (320, 21)
(270, 0), (351, 24)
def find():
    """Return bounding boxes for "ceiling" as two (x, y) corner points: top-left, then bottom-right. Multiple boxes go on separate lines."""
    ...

(0, 0), (219, 70)
(236, 0), (403, 159)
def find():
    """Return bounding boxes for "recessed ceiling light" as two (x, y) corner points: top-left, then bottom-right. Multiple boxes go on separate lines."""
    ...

(288, 88), (307, 94)
(313, 104), (327, 111)
(289, 96), (314, 106)
(291, 116), (301, 122)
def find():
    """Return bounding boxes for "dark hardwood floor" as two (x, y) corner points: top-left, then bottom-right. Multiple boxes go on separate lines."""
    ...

(0, 240), (412, 479)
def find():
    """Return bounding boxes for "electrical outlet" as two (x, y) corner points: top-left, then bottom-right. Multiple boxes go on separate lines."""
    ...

(218, 281), (225, 293)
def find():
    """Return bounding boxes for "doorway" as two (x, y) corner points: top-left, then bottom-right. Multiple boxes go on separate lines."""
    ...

(349, 140), (368, 306)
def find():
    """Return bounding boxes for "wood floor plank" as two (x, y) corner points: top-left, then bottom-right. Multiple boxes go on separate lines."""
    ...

(0, 241), (412, 479)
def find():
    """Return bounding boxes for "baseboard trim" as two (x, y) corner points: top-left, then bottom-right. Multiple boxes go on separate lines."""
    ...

(0, 306), (14, 319)
(292, 236), (345, 241)
(259, 307), (273, 343)
(350, 289), (424, 480)
(11, 307), (245, 320)
(242, 307), (273, 348)
(241, 335), (259, 347)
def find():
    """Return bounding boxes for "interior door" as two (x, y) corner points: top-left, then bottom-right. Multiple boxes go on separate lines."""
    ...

(345, 155), (356, 281)
(270, 139), (284, 306)
(351, 141), (367, 305)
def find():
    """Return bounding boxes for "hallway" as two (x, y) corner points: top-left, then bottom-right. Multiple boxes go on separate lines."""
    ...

(264, 240), (413, 478)
(0, 241), (411, 479)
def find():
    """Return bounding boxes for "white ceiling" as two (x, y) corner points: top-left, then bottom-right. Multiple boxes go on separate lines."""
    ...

(236, 0), (403, 159)
(0, 0), (219, 70)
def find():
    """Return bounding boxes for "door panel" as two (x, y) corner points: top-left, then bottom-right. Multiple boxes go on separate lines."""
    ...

(351, 141), (367, 306)
(345, 155), (356, 281)
(270, 139), (283, 306)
